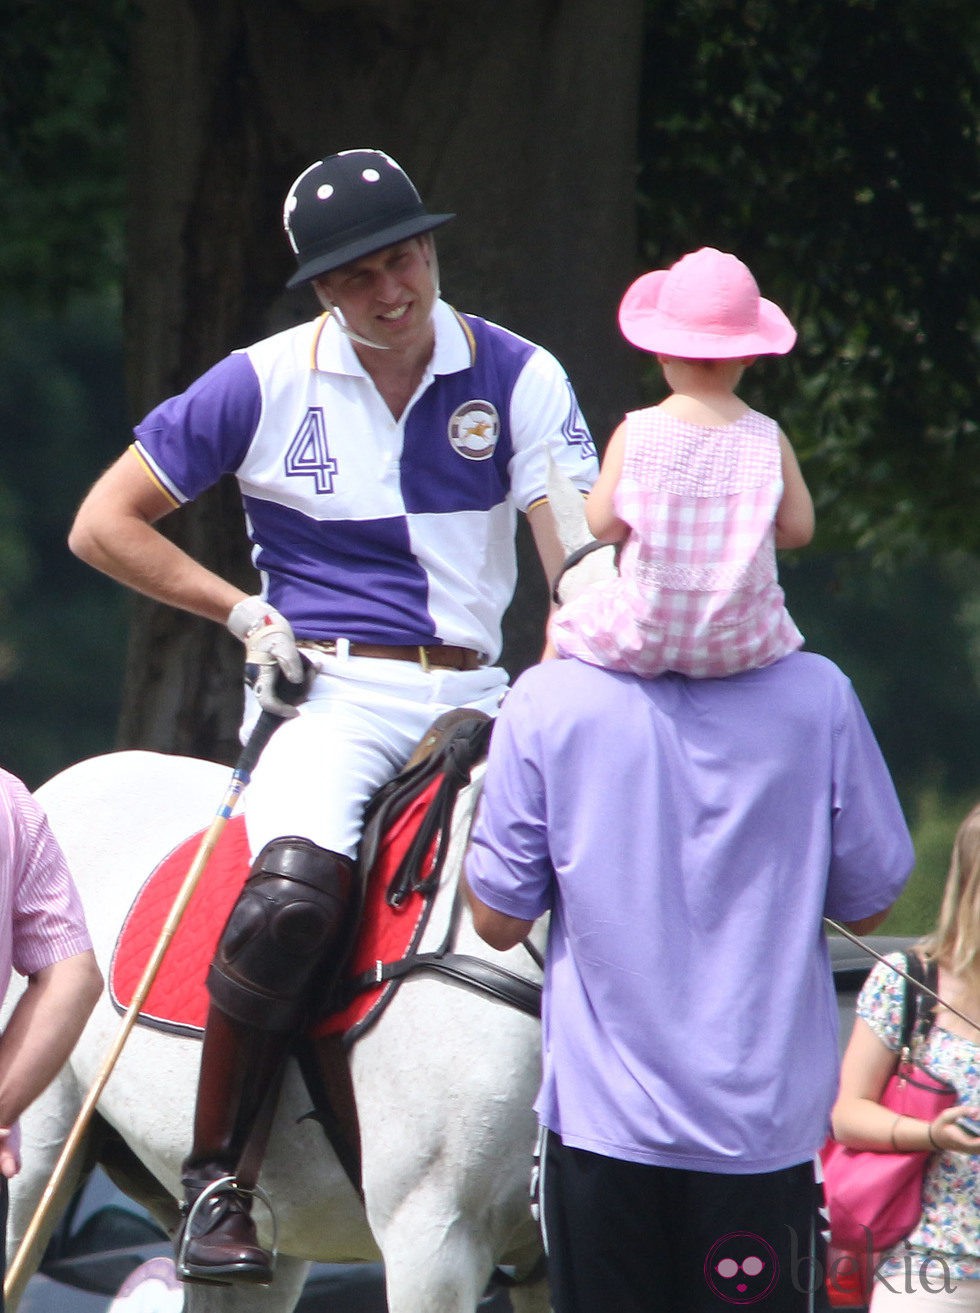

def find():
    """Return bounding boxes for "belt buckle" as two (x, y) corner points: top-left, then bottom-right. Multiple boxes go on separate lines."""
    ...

(417, 645), (431, 673)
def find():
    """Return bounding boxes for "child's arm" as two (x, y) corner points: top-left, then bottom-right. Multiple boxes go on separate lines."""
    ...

(775, 431), (815, 549)
(585, 423), (629, 544)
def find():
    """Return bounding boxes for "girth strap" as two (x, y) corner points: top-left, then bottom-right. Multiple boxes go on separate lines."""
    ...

(341, 881), (542, 1024)
(357, 950), (542, 1019)
(295, 1035), (363, 1201)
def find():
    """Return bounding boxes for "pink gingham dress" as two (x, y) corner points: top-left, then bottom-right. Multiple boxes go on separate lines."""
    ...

(551, 407), (803, 678)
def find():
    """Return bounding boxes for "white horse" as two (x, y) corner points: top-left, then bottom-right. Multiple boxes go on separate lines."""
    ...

(7, 747), (548, 1313)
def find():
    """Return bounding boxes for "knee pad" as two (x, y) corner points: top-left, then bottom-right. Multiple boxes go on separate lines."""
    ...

(207, 838), (354, 1032)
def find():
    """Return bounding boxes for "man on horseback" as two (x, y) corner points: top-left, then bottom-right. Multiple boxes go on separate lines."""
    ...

(68, 147), (597, 1286)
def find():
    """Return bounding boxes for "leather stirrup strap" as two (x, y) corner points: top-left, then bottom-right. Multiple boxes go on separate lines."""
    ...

(234, 1061), (289, 1193)
(296, 1035), (363, 1199)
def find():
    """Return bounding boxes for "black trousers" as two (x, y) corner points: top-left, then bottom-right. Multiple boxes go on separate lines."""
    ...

(540, 1129), (829, 1313)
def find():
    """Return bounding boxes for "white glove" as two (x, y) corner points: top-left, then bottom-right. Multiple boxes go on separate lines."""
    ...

(227, 596), (308, 718)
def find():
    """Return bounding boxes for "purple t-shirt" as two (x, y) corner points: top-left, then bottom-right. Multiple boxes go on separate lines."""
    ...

(465, 652), (913, 1174)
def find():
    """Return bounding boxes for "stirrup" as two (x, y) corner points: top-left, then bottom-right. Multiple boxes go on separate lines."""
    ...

(176, 1174), (279, 1281)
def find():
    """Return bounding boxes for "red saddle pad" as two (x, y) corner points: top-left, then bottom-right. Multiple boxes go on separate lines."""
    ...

(110, 779), (441, 1039)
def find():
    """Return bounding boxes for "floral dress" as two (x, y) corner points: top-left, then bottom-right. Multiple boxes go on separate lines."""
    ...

(857, 953), (980, 1282)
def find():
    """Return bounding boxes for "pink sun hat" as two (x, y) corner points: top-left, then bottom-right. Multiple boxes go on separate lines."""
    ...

(618, 247), (797, 359)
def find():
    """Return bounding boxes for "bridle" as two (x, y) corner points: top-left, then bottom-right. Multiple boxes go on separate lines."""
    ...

(550, 539), (615, 604)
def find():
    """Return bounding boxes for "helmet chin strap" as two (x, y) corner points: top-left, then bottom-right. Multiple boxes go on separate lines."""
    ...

(329, 303), (392, 351)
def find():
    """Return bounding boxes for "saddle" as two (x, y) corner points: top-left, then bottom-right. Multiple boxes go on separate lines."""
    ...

(109, 710), (497, 1039)
(311, 707), (496, 1041)
(324, 706), (541, 1039)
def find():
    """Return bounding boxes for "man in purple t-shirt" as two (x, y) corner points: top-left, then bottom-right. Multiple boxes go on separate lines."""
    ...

(465, 652), (913, 1313)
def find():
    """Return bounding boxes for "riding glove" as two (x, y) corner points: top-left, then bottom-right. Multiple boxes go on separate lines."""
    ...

(227, 596), (308, 718)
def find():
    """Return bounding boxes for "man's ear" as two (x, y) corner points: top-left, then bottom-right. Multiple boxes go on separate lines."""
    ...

(311, 276), (334, 311)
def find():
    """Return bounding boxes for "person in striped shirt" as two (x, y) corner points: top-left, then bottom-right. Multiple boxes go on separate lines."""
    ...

(0, 767), (102, 1300)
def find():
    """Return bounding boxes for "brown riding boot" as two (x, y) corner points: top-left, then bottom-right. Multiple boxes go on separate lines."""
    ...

(176, 1005), (289, 1285)
(178, 839), (357, 1284)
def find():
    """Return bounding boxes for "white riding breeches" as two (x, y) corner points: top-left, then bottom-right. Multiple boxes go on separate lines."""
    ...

(240, 651), (509, 860)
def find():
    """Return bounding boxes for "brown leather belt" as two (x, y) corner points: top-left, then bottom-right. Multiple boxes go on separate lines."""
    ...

(298, 639), (482, 672)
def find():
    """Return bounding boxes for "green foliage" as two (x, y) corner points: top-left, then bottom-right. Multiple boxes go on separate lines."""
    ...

(0, 298), (129, 786)
(881, 787), (971, 937)
(784, 552), (980, 807)
(782, 553), (980, 938)
(641, 0), (980, 558)
(0, 0), (132, 307)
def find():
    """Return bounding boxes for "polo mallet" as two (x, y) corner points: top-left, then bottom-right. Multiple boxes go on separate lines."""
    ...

(825, 917), (980, 1032)
(5, 666), (310, 1306)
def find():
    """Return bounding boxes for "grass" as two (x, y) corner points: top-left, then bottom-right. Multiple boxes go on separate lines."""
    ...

(876, 787), (976, 937)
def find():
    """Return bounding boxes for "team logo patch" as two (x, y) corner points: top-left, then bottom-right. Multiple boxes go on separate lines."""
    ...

(447, 400), (500, 461)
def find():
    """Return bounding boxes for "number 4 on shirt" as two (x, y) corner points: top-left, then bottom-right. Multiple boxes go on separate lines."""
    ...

(284, 408), (339, 494)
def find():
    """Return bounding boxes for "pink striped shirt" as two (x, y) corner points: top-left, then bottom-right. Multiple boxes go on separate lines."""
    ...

(552, 407), (803, 677)
(0, 768), (92, 1000)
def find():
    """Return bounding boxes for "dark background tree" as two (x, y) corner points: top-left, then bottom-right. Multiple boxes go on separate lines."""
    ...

(0, 301), (128, 786)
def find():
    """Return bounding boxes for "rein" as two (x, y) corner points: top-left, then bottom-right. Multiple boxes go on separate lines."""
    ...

(550, 539), (615, 604)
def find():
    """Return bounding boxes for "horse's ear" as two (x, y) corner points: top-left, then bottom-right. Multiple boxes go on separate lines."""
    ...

(545, 453), (617, 604)
(546, 453), (593, 554)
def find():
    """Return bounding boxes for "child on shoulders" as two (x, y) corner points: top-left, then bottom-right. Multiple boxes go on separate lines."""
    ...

(551, 246), (814, 678)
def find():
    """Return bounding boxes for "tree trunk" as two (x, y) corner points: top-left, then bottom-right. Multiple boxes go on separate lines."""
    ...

(120, 0), (644, 761)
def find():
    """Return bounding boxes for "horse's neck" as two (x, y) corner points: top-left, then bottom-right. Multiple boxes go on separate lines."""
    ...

(421, 772), (485, 950)
(442, 770), (549, 960)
